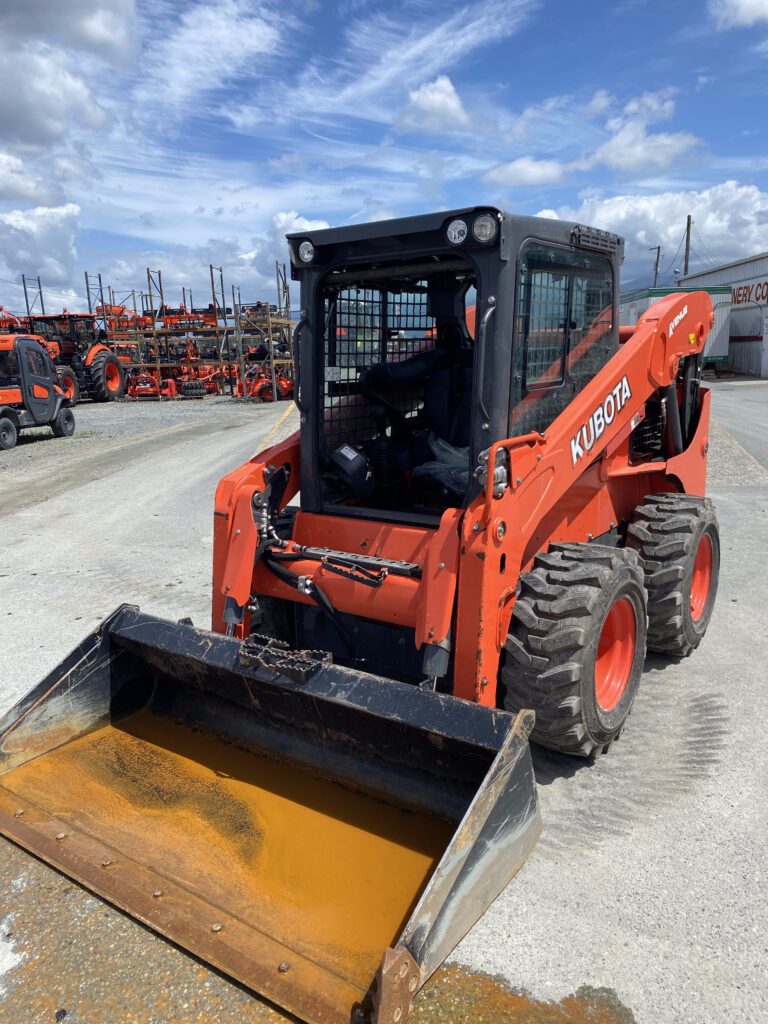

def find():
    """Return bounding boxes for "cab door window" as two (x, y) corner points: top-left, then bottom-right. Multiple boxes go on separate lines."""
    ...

(512, 241), (615, 435)
(26, 348), (47, 377)
(0, 351), (19, 384)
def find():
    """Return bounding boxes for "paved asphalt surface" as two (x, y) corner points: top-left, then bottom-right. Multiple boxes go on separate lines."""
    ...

(0, 383), (766, 1024)
(704, 376), (768, 467)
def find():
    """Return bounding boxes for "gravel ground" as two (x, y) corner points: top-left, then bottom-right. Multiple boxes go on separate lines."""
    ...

(0, 388), (766, 1024)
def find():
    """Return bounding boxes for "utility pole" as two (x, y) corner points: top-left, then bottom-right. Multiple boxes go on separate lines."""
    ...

(683, 214), (692, 277)
(650, 246), (662, 288)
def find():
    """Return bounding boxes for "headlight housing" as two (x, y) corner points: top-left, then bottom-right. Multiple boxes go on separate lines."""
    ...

(446, 219), (468, 245)
(472, 213), (499, 243)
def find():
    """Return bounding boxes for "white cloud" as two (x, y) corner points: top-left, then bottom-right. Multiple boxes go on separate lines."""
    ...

(486, 86), (700, 184)
(506, 95), (569, 141)
(0, 203), (81, 285)
(230, 0), (538, 130)
(0, 47), (108, 149)
(134, 0), (282, 107)
(708, 0), (768, 28)
(590, 88), (700, 174)
(0, 1), (138, 62)
(591, 121), (700, 173)
(114, 237), (264, 295)
(541, 180), (768, 279)
(398, 76), (470, 134)
(251, 210), (330, 278)
(584, 89), (613, 117)
(485, 156), (565, 186)
(620, 88), (676, 123)
(0, 154), (57, 204)
(95, 209), (330, 307)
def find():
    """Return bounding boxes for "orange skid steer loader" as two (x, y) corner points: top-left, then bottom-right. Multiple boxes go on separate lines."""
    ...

(0, 209), (718, 1024)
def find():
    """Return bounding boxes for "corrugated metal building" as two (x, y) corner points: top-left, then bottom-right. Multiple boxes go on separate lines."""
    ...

(680, 252), (768, 376)
(619, 286), (731, 367)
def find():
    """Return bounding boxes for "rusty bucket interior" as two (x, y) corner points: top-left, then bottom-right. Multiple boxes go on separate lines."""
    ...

(0, 607), (539, 1024)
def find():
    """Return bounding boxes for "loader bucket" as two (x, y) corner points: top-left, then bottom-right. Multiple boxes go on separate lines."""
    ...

(0, 606), (540, 1024)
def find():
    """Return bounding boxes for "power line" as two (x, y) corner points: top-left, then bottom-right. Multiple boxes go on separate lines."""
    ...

(658, 228), (687, 281)
(692, 226), (721, 268)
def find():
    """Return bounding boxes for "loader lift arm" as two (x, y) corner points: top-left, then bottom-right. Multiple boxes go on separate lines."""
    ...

(454, 291), (714, 704)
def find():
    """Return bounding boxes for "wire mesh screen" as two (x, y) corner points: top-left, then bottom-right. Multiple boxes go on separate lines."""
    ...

(521, 272), (568, 389)
(322, 285), (435, 449)
(511, 242), (615, 437)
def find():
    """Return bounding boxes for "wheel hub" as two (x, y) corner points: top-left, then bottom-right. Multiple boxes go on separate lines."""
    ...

(690, 534), (713, 622)
(595, 597), (636, 713)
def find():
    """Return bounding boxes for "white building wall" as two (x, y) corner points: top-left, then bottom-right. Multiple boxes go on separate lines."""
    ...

(619, 290), (730, 361)
(682, 254), (768, 377)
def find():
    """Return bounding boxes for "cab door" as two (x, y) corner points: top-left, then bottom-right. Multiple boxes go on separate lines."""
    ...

(16, 338), (57, 423)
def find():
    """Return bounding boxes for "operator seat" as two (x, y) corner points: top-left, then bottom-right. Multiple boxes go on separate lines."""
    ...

(364, 324), (474, 495)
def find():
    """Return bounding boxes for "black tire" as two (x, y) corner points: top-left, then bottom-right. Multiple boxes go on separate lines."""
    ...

(500, 544), (648, 757)
(0, 416), (18, 450)
(51, 407), (76, 438)
(627, 493), (719, 657)
(56, 366), (80, 406)
(88, 351), (125, 401)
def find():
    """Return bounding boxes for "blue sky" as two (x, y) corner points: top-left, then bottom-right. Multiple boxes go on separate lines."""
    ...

(1, 0), (767, 311)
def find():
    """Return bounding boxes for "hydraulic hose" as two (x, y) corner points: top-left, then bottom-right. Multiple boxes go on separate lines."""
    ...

(263, 554), (354, 654)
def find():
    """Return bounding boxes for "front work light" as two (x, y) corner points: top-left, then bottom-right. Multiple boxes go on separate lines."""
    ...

(446, 219), (468, 245)
(298, 240), (315, 263)
(472, 214), (498, 243)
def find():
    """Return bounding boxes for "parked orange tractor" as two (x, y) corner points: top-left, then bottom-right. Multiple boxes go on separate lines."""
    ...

(25, 312), (125, 404)
(0, 209), (719, 1024)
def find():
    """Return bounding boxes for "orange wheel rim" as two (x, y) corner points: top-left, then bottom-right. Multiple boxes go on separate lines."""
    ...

(595, 597), (636, 713)
(105, 362), (120, 391)
(62, 376), (75, 399)
(690, 534), (713, 622)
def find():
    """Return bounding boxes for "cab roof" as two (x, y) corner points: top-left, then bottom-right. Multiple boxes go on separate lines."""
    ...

(0, 334), (45, 351)
(286, 205), (624, 270)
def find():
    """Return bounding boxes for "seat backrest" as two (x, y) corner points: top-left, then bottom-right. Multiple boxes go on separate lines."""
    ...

(424, 353), (473, 449)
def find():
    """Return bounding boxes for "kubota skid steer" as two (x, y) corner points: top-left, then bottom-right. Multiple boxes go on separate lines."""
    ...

(0, 209), (719, 1024)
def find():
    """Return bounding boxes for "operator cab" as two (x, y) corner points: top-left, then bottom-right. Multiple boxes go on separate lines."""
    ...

(288, 208), (623, 525)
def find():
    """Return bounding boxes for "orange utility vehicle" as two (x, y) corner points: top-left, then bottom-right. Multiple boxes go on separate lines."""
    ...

(0, 334), (75, 449)
(0, 209), (719, 1024)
